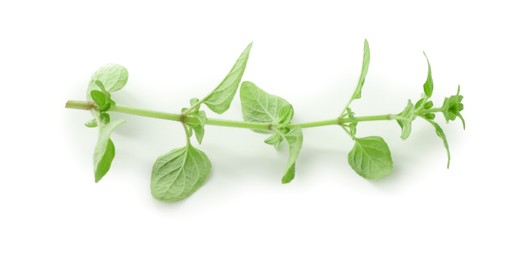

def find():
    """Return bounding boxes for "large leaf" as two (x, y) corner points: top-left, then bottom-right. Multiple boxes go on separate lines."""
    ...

(348, 136), (393, 180)
(203, 43), (253, 114)
(151, 146), (211, 201)
(423, 53), (434, 98)
(240, 81), (291, 133)
(89, 64), (128, 93)
(278, 127), (303, 183)
(93, 119), (126, 182)
(350, 39), (371, 101)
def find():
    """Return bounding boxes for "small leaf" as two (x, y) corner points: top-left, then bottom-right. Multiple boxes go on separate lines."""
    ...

(278, 127), (303, 184)
(396, 100), (415, 140)
(424, 113), (436, 120)
(277, 104), (294, 126)
(94, 80), (106, 92)
(350, 39), (371, 101)
(344, 108), (358, 136)
(90, 90), (107, 109)
(186, 110), (207, 144)
(264, 133), (283, 149)
(89, 64), (129, 93)
(424, 101), (434, 109)
(240, 81), (291, 133)
(85, 119), (98, 128)
(423, 52), (434, 98)
(414, 98), (426, 109)
(190, 98), (200, 106)
(195, 110), (207, 125)
(441, 85), (465, 129)
(348, 136), (393, 180)
(424, 119), (451, 168)
(192, 124), (205, 144)
(203, 43), (253, 114)
(151, 146), (211, 201)
(100, 112), (110, 124)
(93, 119), (126, 182)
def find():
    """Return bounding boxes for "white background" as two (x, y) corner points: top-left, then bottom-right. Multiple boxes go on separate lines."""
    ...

(1, 0), (526, 259)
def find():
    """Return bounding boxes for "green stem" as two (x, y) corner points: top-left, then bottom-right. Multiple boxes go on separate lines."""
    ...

(65, 100), (95, 110)
(421, 108), (443, 114)
(206, 118), (271, 130)
(65, 100), (397, 130)
(112, 105), (182, 121)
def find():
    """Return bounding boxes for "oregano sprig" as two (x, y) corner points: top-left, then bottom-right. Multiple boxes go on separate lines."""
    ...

(65, 40), (465, 202)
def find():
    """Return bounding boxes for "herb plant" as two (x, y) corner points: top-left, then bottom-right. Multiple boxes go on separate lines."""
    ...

(65, 40), (465, 202)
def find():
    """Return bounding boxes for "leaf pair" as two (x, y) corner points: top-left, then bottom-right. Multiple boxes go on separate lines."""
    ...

(86, 64), (129, 182)
(150, 43), (252, 201)
(340, 40), (394, 180)
(419, 54), (459, 168)
(240, 81), (303, 183)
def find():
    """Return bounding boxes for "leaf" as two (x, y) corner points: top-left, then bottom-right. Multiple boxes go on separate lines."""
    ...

(441, 85), (465, 129)
(240, 81), (291, 133)
(277, 104), (294, 126)
(203, 43), (253, 114)
(89, 64), (129, 93)
(423, 53), (434, 98)
(151, 145), (211, 202)
(93, 119), (126, 182)
(278, 127), (303, 184)
(187, 110), (207, 144)
(414, 97), (426, 109)
(90, 90), (110, 111)
(100, 112), (110, 124)
(350, 39), (371, 101)
(344, 107), (358, 136)
(396, 100), (415, 140)
(264, 133), (283, 149)
(425, 119), (451, 168)
(348, 136), (393, 180)
(85, 119), (98, 128)
(192, 124), (205, 144)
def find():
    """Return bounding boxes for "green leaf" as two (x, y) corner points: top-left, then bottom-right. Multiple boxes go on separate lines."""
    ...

(90, 90), (107, 109)
(192, 124), (205, 144)
(442, 85), (465, 129)
(277, 104), (294, 126)
(414, 97), (426, 109)
(424, 119), (451, 168)
(100, 112), (110, 124)
(93, 119), (126, 182)
(348, 136), (393, 180)
(278, 127), (303, 184)
(264, 133), (283, 149)
(203, 43), (253, 114)
(424, 113), (436, 120)
(396, 100), (415, 140)
(350, 39), (371, 101)
(240, 81), (291, 133)
(187, 110), (207, 144)
(89, 64), (129, 93)
(344, 107), (358, 137)
(423, 53), (434, 98)
(424, 101), (434, 109)
(151, 145), (211, 201)
(85, 119), (98, 128)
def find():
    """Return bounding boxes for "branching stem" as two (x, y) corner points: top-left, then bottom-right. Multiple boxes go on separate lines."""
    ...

(65, 100), (411, 130)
